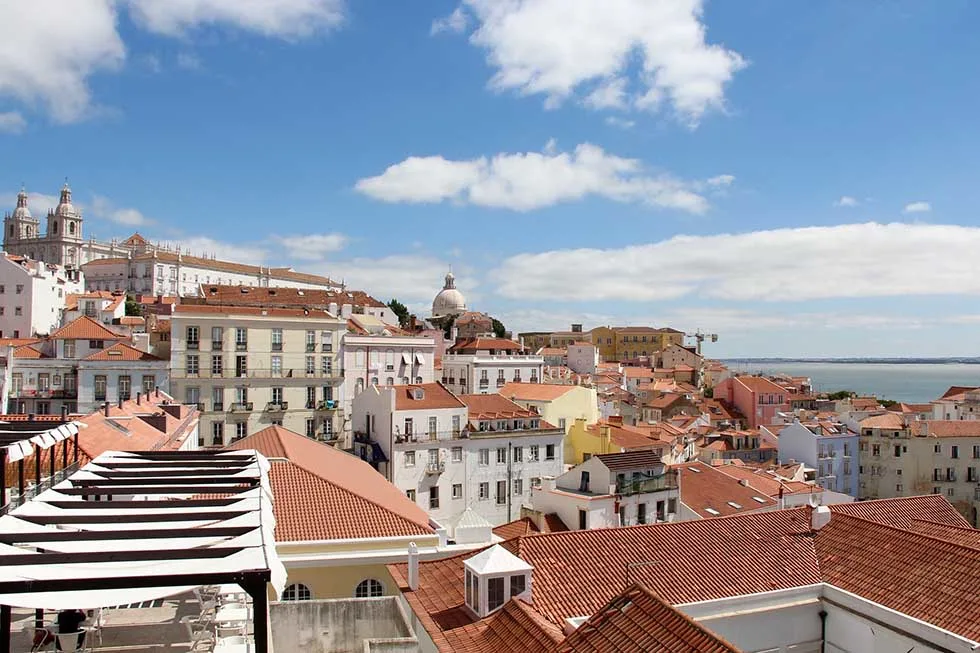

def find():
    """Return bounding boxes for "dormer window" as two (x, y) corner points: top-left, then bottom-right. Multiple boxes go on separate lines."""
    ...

(413, 388), (425, 400)
(463, 545), (533, 618)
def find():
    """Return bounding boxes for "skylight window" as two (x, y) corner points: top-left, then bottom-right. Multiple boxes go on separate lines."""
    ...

(752, 496), (767, 503)
(704, 507), (720, 515)
(727, 501), (742, 509)
(689, 467), (701, 473)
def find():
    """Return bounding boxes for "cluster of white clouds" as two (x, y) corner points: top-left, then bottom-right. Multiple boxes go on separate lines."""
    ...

(0, 0), (345, 125)
(432, 0), (746, 126)
(355, 140), (733, 214)
(490, 222), (980, 302)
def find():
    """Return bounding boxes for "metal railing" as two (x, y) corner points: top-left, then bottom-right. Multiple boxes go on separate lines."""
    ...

(230, 402), (253, 412)
(2, 462), (80, 515)
(173, 367), (343, 380)
(615, 472), (678, 495)
(265, 402), (288, 412)
(394, 429), (468, 444)
(425, 461), (445, 475)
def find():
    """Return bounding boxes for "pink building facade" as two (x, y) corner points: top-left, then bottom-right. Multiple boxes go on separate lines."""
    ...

(714, 376), (790, 429)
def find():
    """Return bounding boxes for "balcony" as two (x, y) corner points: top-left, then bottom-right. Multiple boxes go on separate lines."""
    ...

(615, 471), (679, 495)
(230, 402), (253, 412)
(496, 379), (506, 387)
(213, 403), (224, 412)
(211, 340), (223, 350)
(316, 400), (338, 411)
(479, 379), (489, 388)
(306, 343), (317, 352)
(265, 402), (288, 412)
(425, 461), (445, 475)
(236, 342), (248, 351)
(187, 341), (200, 350)
(195, 402), (206, 412)
(386, 365), (395, 372)
(271, 342), (283, 352)
(321, 343), (332, 352)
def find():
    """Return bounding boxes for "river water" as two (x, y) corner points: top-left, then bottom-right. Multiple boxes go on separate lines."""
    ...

(722, 361), (980, 404)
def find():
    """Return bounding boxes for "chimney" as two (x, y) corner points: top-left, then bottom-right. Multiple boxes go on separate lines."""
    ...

(103, 402), (110, 418)
(739, 479), (749, 487)
(155, 386), (160, 398)
(136, 391), (141, 406)
(60, 405), (68, 420)
(407, 542), (419, 591)
(541, 476), (557, 491)
(811, 504), (831, 531)
(609, 416), (623, 426)
(118, 395), (124, 409)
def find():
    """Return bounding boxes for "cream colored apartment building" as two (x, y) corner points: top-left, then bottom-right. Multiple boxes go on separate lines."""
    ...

(170, 304), (346, 446)
(859, 413), (980, 525)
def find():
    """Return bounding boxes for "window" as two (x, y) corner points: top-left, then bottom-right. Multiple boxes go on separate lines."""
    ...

(211, 422), (224, 446)
(497, 448), (507, 464)
(89, 340), (104, 349)
(451, 446), (462, 462)
(513, 478), (523, 495)
(404, 417), (414, 435)
(465, 571), (475, 610)
(212, 387), (224, 412)
(405, 451), (416, 467)
(13, 307), (21, 316)
(637, 503), (647, 525)
(947, 487), (955, 497)
(479, 482), (489, 500)
(529, 445), (539, 461)
(142, 375), (155, 394)
(558, 418), (567, 431)
(487, 577), (505, 612)
(935, 444), (942, 454)
(545, 444), (556, 460)
(578, 509), (587, 530)
(94, 375), (107, 401)
(513, 446), (523, 462)
(235, 327), (248, 349)
(118, 375), (131, 400)
(355, 579), (383, 598)
(872, 444), (880, 457)
(236, 355), (247, 377)
(186, 354), (199, 375)
(271, 355), (282, 376)
(63, 340), (76, 358)
(321, 357), (332, 375)
(510, 574), (526, 597)
(186, 326), (199, 347)
(952, 445), (960, 459)
(306, 356), (316, 374)
(428, 416), (438, 438)
(429, 486), (440, 509)
(306, 330), (316, 352)
(282, 584), (312, 601)
(211, 354), (223, 376)
(271, 387), (284, 405)
(969, 468), (978, 482)
(496, 480), (507, 504)
(452, 484), (462, 499)
(479, 449), (490, 466)
(211, 326), (224, 347)
(15, 284), (23, 294)
(894, 445), (902, 457)
(896, 484), (903, 492)
(271, 328), (283, 351)
(974, 446), (980, 459)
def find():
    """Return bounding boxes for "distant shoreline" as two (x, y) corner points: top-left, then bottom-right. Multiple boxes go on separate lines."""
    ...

(722, 358), (980, 365)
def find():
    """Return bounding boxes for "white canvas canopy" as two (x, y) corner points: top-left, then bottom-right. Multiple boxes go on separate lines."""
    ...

(0, 449), (285, 611)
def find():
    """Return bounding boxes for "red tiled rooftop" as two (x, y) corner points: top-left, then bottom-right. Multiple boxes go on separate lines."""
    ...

(50, 316), (123, 341)
(675, 462), (777, 517)
(392, 383), (466, 411)
(83, 342), (163, 361)
(499, 382), (576, 402)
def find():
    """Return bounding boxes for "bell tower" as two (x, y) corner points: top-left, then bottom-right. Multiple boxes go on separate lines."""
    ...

(46, 182), (83, 266)
(3, 186), (40, 252)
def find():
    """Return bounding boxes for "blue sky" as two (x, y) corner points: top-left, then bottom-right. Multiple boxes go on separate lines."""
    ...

(2, 0), (980, 358)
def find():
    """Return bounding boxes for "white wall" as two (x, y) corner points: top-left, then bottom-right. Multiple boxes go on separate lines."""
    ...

(777, 422), (818, 467)
(566, 344), (598, 375)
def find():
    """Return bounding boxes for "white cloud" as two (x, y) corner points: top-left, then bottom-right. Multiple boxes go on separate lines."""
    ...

(903, 201), (931, 214)
(706, 174), (735, 187)
(491, 223), (980, 302)
(140, 54), (163, 73)
(834, 196), (859, 208)
(319, 255), (467, 302)
(431, 6), (469, 35)
(583, 78), (628, 110)
(355, 142), (720, 213)
(0, 112), (27, 133)
(0, 0), (345, 124)
(124, 0), (346, 38)
(272, 233), (348, 260)
(89, 195), (153, 226)
(0, 190), (60, 216)
(176, 52), (202, 71)
(605, 116), (635, 130)
(0, 0), (125, 123)
(449, 0), (745, 125)
(167, 236), (269, 265)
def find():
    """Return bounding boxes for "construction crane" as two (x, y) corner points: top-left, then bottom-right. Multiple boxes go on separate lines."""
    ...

(691, 330), (718, 356)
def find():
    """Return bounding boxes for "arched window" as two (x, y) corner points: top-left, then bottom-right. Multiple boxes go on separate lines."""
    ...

(355, 579), (383, 598)
(282, 583), (312, 601)
(52, 222), (58, 234)
(69, 222), (75, 235)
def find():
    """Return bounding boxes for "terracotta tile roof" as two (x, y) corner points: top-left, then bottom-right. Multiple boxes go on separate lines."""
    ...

(85, 255), (337, 287)
(392, 496), (974, 652)
(908, 519), (980, 549)
(13, 345), (46, 359)
(622, 367), (654, 379)
(393, 383), (466, 411)
(828, 494), (969, 528)
(893, 402), (933, 413)
(937, 385), (979, 400)
(916, 420), (980, 438)
(712, 463), (821, 498)
(83, 341), (163, 361)
(594, 451), (662, 471)
(492, 514), (570, 540)
(815, 512), (980, 641)
(196, 284), (382, 308)
(849, 397), (881, 411)
(0, 337), (42, 348)
(50, 316), (124, 341)
(499, 382), (576, 402)
(555, 583), (741, 653)
(734, 376), (787, 395)
(228, 425), (433, 540)
(119, 316), (145, 326)
(449, 338), (525, 353)
(174, 304), (341, 320)
(675, 462), (777, 517)
(122, 232), (148, 246)
(584, 422), (668, 451)
(858, 413), (906, 430)
(458, 394), (546, 422)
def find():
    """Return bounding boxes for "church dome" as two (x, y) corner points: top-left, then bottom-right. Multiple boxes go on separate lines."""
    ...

(54, 183), (79, 218)
(11, 188), (31, 220)
(432, 271), (467, 318)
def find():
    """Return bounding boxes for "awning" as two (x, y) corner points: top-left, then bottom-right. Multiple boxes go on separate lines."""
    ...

(415, 353), (425, 365)
(402, 352), (411, 365)
(0, 422), (80, 462)
(0, 449), (285, 610)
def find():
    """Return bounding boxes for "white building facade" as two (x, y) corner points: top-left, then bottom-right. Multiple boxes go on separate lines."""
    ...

(170, 305), (346, 446)
(0, 254), (83, 338)
(566, 342), (599, 375)
(442, 339), (544, 396)
(352, 384), (564, 527)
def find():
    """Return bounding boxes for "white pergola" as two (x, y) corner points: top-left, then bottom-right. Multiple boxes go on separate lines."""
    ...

(0, 449), (286, 653)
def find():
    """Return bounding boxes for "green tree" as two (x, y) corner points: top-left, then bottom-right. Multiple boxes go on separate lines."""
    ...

(827, 390), (854, 401)
(387, 298), (410, 328)
(124, 295), (143, 317)
(442, 314), (456, 340)
(491, 318), (507, 339)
